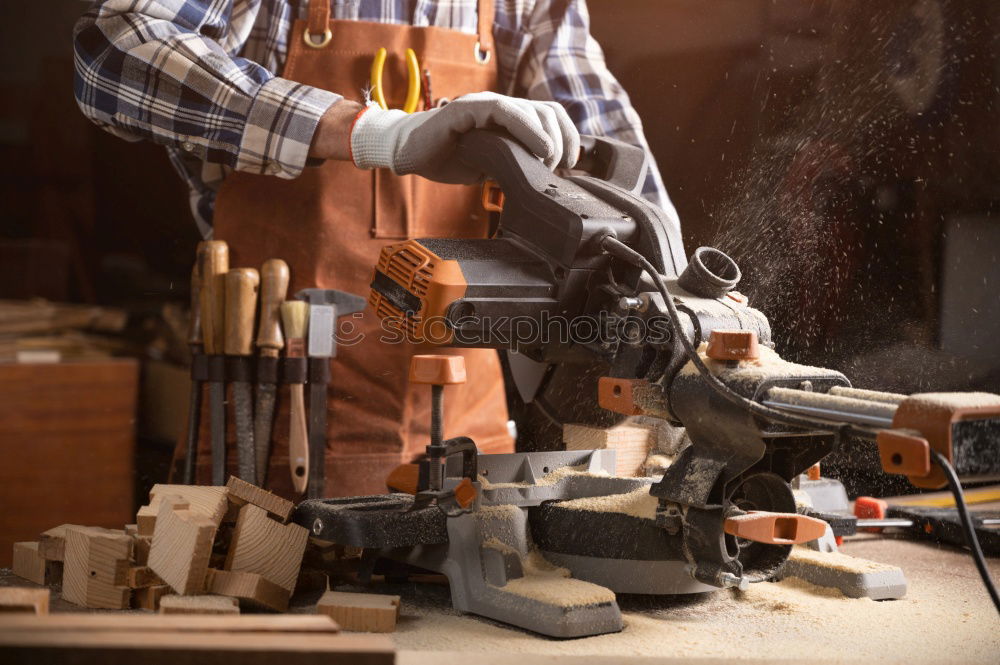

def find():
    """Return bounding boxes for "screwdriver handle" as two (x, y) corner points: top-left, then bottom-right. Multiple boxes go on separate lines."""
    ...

(199, 241), (229, 355)
(256, 259), (289, 357)
(224, 268), (260, 356)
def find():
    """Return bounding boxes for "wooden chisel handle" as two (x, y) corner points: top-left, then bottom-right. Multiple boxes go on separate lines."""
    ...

(187, 243), (207, 348)
(256, 259), (289, 357)
(199, 241), (229, 355)
(224, 268), (260, 356)
(281, 300), (310, 495)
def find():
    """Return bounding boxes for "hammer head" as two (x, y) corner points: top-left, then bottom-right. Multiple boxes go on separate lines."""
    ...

(294, 289), (367, 358)
(295, 288), (367, 315)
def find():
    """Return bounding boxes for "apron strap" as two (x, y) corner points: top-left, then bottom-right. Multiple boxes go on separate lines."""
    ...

(307, 0), (331, 38)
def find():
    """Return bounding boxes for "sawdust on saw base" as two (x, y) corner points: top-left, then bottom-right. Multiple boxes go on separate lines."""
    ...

(498, 551), (616, 607)
(392, 539), (999, 663)
(555, 486), (658, 521)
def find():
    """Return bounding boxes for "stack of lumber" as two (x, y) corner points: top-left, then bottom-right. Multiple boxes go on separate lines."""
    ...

(0, 299), (129, 363)
(563, 422), (655, 477)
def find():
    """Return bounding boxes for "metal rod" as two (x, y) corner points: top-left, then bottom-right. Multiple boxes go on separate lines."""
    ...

(764, 387), (898, 429)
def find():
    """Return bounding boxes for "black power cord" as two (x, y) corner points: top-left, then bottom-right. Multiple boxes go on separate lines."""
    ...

(600, 235), (1000, 614)
(931, 450), (1000, 614)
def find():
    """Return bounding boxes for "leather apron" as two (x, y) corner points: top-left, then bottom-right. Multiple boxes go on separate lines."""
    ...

(184, 0), (513, 498)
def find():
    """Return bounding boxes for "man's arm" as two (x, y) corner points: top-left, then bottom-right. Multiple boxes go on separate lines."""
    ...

(516, 0), (680, 226)
(73, 0), (349, 178)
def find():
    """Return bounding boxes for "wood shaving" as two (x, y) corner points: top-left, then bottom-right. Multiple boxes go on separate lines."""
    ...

(554, 486), (658, 521)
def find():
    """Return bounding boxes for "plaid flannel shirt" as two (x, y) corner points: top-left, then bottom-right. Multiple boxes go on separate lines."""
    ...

(74, 0), (677, 236)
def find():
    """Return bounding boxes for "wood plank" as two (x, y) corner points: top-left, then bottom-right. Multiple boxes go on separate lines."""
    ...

(225, 504), (308, 593)
(316, 591), (400, 633)
(563, 423), (653, 477)
(0, 588), (49, 615)
(0, 360), (137, 568)
(11, 542), (59, 586)
(61, 527), (131, 610)
(137, 485), (230, 536)
(131, 584), (171, 611)
(0, 614), (339, 633)
(0, 630), (393, 665)
(226, 476), (295, 522)
(159, 595), (239, 615)
(206, 569), (289, 612)
(147, 496), (217, 595)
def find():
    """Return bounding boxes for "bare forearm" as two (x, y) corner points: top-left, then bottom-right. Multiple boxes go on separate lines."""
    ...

(309, 100), (364, 161)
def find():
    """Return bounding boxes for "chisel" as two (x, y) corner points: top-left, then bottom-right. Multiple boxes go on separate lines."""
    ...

(225, 267), (260, 483)
(199, 240), (229, 486)
(280, 300), (310, 495)
(253, 259), (289, 487)
(295, 289), (367, 499)
(182, 243), (208, 485)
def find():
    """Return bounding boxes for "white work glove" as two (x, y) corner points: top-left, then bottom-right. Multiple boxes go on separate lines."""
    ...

(350, 91), (580, 184)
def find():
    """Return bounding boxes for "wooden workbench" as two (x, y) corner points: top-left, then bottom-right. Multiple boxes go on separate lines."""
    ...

(3, 535), (997, 664)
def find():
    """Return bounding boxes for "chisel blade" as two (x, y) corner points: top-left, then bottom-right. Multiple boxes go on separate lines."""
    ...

(253, 381), (277, 487)
(233, 381), (256, 483)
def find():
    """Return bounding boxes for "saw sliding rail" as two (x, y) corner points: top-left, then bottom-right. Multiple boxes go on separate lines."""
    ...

(762, 386), (902, 433)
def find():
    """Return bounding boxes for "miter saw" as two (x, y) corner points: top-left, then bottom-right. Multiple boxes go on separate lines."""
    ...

(294, 130), (1000, 637)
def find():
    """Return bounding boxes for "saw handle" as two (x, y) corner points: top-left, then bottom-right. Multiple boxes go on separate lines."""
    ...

(456, 129), (648, 194)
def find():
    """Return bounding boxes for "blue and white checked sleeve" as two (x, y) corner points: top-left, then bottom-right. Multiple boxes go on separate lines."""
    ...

(73, 0), (341, 179)
(515, 0), (679, 222)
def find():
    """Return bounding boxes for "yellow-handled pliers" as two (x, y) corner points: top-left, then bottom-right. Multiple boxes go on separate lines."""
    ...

(370, 47), (422, 114)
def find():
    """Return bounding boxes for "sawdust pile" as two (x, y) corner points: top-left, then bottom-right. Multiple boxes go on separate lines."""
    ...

(392, 540), (998, 663)
(787, 545), (894, 574)
(499, 551), (616, 607)
(555, 486), (658, 521)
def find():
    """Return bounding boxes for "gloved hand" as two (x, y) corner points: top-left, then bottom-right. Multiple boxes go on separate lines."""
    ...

(350, 91), (580, 184)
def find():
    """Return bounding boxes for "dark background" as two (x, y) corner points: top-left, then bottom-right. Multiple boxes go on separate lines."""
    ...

(1, 0), (998, 494)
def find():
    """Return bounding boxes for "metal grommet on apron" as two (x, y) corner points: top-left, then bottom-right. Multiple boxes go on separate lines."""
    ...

(178, 0), (514, 500)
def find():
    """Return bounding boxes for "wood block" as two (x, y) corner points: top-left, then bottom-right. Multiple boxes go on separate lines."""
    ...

(127, 566), (163, 589)
(0, 630), (394, 664)
(159, 594), (239, 615)
(148, 496), (217, 595)
(225, 476), (294, 522)
(61, 527), (132, 609)
(136, 506), (157, 537)
(132, 584), (171, 611)
(206, 569), (289, 612)
(11, 542), (60, 586)
(0, 613), (339, 633)
(137, 485), (229, 536)
(0, 588), (49, 615)
(225, 504), (308, 593)
(37, 524), (77, 561)
(563, 422), (654, 477)
(132, 535), (152, 566)
(316, 591), (400, 633)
